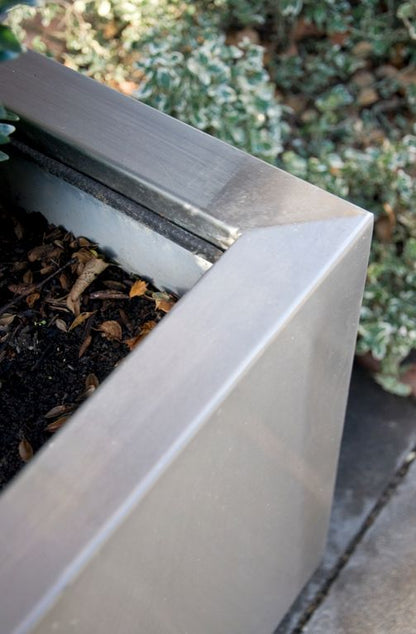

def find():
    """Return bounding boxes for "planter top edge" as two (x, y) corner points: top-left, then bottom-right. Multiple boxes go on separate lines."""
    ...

(0, 52), (371, 250)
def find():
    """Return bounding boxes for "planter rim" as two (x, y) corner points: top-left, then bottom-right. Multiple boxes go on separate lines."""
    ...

(0, 51), (367, 250)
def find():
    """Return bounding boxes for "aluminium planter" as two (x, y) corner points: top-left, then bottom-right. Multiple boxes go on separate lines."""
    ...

(0, 52), (372, 634)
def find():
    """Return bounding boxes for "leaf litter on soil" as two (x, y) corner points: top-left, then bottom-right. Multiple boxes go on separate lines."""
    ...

(0, 205), (177, 490)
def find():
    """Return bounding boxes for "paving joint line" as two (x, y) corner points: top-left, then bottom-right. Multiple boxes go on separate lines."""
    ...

(291, 444), (416, 633)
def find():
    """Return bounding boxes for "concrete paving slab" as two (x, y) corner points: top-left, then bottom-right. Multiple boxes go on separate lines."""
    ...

(276, 365), (416, 633)
(305, 457), (416, 634)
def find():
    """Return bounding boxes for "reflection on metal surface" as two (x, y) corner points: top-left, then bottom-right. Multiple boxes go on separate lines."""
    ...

(1, 51), (364, 249)
(0, 51), (372, 634)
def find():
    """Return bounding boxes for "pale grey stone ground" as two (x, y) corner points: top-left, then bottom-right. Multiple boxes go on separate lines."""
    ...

(276, 364), (416, 633)
(306, 458), (416, 634)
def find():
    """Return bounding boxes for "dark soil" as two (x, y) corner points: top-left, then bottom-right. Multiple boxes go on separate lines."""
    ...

(0, 205), (175, 490)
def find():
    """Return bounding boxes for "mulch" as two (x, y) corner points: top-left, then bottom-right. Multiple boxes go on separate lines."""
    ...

(0, 205), (176, 490)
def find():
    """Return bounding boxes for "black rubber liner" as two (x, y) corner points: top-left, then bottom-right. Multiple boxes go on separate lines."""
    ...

(4, 139), (223, 264)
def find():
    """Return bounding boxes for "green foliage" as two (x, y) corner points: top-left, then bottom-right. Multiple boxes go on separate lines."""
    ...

(0, 23), (21, 61)
(0, 0), (35, 60)
(5, 0), (416, 394)
(282, 135), (416, 390)
(397, 1), (416, 40)
(0, 1), (35, 159)
(198, 0), (416, 48)
(136, 15), (286, 162)
(197, 0), (352, 32)
(0, 105), (17, 160)
(197, 0), (269, 28)
(7, 0), (183, 85)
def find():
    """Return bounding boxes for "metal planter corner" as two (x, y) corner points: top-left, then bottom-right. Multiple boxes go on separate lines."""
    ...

(0, 52), (372, 634)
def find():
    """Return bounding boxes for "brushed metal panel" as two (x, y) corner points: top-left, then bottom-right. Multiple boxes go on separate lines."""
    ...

(0, 52), (361, 249)
(0, 47), (373, 634)
(0, 216), (372, 634)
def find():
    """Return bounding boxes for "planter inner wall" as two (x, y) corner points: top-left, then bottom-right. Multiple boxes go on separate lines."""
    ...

(1, 143), (218, 297)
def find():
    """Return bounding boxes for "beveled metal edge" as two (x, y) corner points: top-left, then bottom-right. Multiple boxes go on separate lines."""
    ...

(0, 213), (373, 634)
(0, 51), (368, 249)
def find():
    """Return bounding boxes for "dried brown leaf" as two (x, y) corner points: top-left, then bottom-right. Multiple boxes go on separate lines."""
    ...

(124, 334), (142, 350)
(142, 320), (157, 335)
(357, 87), (379, 107)
(48, 246), (63, 260)
(67, 258), (108, 313)
(152, 292), (175, 313)
(40, 264), (55, 276)
(79, 334), (92, 358)
(19, 438), (33, 462)
(375, 202), (396, 243)
(56, 318), (68, 332)
(45, 416), (69, 432)
(375, 217), (393, 242)
(383, 202), (395, 219)
(353, 40), (373, 57)
(98, 320), (122, 341)
(82, 385), (96, 399)
(45, 297), (70, 311)
(23, 269), (33, 284)
(73, 248), (95, 264)
(124, 320), (156, 350)
(44, 404), (71, 419)
(156, 299), (174, 313)
(129, 280), (148, 298)
(0, 313), (15, 327)
(89, 290), (129, 300)
(85, 373), (99, 390)
(59, 272), (70, 291)
(8, 283), (36, 295)
(28, 244), (53, 262)
(78, 237), (92, 247)
(26, 292), (40, 308)
(68, 311), (95, 332)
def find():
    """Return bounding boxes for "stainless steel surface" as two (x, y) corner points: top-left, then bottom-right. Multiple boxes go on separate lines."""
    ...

(0, 217), (371, 634)
(0, 52), (360, 249)
(0, 50), (372, 634)
(1, 145), (216, 295)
